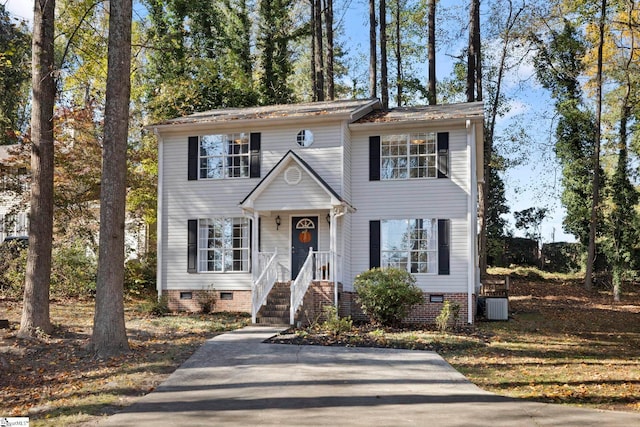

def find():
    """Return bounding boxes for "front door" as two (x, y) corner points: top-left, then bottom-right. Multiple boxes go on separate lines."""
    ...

(291, 216), (318, 280)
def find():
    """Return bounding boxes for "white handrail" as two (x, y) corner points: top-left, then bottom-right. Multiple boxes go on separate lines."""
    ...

(252, 249), (278, 323)
(290, 248), (315, 324)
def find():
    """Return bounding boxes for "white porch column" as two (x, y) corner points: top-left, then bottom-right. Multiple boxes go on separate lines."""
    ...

(252, 211), (259, 283)
(330, 207), (337, 306)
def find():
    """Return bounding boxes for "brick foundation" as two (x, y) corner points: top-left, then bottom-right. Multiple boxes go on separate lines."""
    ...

(295, 281), (342, 326)
(340, 291), (474, 325)
(165, 289), (251, 313)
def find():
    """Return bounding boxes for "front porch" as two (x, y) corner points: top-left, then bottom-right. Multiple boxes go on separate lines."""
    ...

(252, 247), (342, 325)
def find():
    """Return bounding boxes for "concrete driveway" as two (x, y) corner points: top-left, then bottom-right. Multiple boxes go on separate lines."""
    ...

(97, 326), (640, 426)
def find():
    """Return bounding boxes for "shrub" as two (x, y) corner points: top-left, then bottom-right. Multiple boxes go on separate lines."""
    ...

(200, 285), (217, 314)
(354, 267), (423, 326)
(124, 252), (157, 295)
(0, 241), (28, 298)
(320, 305), (352, 336)
(50, 243), (97, 297)
(436, 300), (460, 333)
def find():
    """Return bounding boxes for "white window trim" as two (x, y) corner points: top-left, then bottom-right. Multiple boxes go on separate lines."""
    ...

(380, 132), (437, 180)
(199, 133), (250, 180)
(197, 217), (251, 273)
(381, 218), (438, 275)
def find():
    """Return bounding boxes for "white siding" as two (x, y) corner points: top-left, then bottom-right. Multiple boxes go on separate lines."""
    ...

(159, 121), (346, 292)
(346, 126), (471, 292)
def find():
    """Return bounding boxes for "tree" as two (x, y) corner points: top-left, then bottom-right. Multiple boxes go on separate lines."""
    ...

(258, 0), (296, 104)
(19, 0), (56, 338)
(91, 0), (132, 357)
(324, 0), (335, 99)
(533, 21), (599, 249)
(369, 0), (377, 98)
(311, 0), (324, 101)
(584, 0), (606, 290)
(514, 207), (547, 243)
(427, 0), (436, 105)
(380, 0), (389, 108)
(0, 5), (31, 145)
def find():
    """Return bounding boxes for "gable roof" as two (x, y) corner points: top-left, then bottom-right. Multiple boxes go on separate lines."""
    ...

(152, 99), (381, 131)
(239, 150), (352, 211)
(351, 101), (484, 127)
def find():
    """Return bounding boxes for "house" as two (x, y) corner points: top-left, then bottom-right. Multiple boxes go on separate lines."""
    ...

(0, 145), (29, 242)
(152, 99), (484, 324)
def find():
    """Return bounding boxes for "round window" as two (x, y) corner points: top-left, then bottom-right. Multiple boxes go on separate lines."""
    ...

(296, 130), (314, 147)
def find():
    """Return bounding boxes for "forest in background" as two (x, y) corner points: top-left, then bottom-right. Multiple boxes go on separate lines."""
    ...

(1, 0), (640, 348)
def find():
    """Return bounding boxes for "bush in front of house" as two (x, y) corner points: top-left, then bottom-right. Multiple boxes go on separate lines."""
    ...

(354, 267), (423, 326)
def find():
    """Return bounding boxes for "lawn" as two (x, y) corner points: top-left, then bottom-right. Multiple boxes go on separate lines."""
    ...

(0, 297), (250, 426)
(272, 268), (640, 413)
(2, 268), (639, 426)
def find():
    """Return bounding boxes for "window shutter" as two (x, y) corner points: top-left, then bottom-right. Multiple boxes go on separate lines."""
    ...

(437, 132), (449, 179)
(188, 136), (199, 181)
(369, 136), (380, 181)
(187, 219), (198, 273)
(370, 220), (381, 268)
(438, 219), (450, 275)
(250, 133), (261, 178)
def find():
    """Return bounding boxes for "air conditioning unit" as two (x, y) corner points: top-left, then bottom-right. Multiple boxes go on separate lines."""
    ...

(486, 297), (508, 320)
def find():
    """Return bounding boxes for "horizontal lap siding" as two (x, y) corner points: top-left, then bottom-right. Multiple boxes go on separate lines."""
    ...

(161, 134), (255, 291)
(261, 125), (343, 194)
(160, 122), (346, 293)
(347, 127), (470, 293)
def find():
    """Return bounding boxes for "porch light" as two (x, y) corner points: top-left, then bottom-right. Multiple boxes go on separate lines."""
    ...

(275, 215), (281, 230)
(326, 213), (331, 224)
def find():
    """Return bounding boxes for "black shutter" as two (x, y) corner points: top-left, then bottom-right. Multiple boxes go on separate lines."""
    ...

(188, 136), (199, 180)
(438, 219), (450, 275)
(369, 136), (380, 181)
(437, 132), (449, 178)
(370, 220), (381, 268)
(250, 133), (261, 178)
(187, 219), (198, 273)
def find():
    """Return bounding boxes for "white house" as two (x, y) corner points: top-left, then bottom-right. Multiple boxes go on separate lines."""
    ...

(152, 99), (484, 324)
(0, 145), (29, 242)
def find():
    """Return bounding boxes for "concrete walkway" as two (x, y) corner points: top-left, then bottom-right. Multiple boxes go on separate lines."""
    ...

(98, 326), (640, 426)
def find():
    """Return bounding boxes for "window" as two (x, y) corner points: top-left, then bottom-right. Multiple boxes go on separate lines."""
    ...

(381, 219), (438, 273)
(296, 130), (314, 147)
(198, 218), (250, 272)
(199, 134), (250, 179)
(381, 133), (437, 180)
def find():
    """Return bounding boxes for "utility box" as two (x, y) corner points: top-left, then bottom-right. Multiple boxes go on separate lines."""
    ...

(486, 297), (509, 320)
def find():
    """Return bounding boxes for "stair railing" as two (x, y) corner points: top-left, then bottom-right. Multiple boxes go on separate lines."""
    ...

(252, 249), (278, 323)
(290, 248), (315, 324)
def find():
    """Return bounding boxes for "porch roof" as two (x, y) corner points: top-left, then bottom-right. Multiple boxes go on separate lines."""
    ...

(239, 150), (353, 212)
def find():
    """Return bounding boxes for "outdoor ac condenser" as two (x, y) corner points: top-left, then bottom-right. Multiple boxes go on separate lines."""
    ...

(486, 297), (509, 320)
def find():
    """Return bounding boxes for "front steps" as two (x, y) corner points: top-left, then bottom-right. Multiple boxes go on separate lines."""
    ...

(256, 282), (291, 325)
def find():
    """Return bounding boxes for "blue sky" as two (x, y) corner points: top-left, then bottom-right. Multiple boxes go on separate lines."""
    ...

(3, 0), (574, 243)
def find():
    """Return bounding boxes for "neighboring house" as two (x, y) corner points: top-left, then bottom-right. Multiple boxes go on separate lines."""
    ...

(0, 145), (29, 242)
(152, 99), (484, 324)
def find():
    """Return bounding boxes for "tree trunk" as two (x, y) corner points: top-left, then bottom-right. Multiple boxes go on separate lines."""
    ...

(585, 0), (606, 291)
(427, 0), (436, 105)
(395, 0), (402, 106)
(324, 0), (334, 100)
(466, 0), (477, 102)
(473, 0), (482, 101)
(91, 0), (132, 358)
(310, 0), (317, 100)
(369, 0), (377, 98)
(19, 0), (56, 338)
(380, 0), (389, 109)
(313, 0), (324, 101)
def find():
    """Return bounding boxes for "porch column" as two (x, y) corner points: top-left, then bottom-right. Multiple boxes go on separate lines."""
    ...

(252, 211), (259, 283)
(329, 208), (337, 306)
